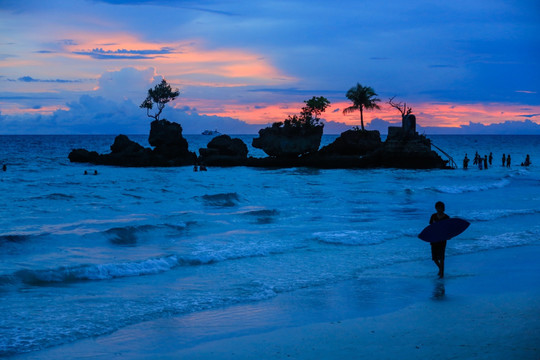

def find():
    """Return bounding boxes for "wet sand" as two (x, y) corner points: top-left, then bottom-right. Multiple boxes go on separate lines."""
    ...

(13, 245), (540, 360)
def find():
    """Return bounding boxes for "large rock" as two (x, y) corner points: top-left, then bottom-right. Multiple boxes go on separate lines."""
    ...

(362, 134), (447, 169)
(110, 134), (145, 154)
(200, 135), (248, 157)
(319, 129), (382, 156)
(149, 119), (191, 160)
(68, 149), (99, 163)
(252, 123), (323, 157)
(198, 135), (248, 166)
(69, 120), (196, 167)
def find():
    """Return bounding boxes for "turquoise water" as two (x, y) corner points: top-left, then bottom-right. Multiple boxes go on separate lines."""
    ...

(0, 135), (539, 356)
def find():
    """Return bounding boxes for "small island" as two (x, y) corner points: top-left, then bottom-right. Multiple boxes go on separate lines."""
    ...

(69, 81), (451, 169)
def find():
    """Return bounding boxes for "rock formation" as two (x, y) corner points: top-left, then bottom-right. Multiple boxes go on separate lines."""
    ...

(199, 135), (248, 166)
(319, 129), (382, 156)
(252, 122), (323, 157)
(69, 120), (196, 167)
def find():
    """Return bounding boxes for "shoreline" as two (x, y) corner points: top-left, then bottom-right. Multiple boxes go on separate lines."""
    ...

(12, 245), (540, 359)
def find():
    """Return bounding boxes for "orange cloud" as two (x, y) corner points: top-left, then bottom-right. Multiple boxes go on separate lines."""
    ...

(62, 33), (294, 85)
(190, 100), (540, 128)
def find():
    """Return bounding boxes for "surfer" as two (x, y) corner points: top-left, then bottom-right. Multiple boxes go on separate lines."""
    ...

(429, 201), (449, 278)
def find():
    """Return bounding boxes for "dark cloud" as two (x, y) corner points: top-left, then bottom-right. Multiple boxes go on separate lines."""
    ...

(72, 47), (176, 60)
(91, 0), (237, 16)
(17, 76), (82, 83)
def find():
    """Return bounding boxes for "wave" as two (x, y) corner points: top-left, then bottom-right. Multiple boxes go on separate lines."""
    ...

(241, 209), (279, 224)
(198, 192), (240, 207)
(0, 234), (31, 244)
(451, 228), (540, 254)
(313, 230), (392, 246)
(460, 208), (540, 221)
(242, 209), (279, 217)
(105, 223), (189, 245)
(30, 193), (75, 201)
(429, 178), (510, 194)
(8, 246), (282, 286)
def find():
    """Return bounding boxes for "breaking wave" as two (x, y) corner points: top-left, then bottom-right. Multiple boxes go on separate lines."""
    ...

(313, 230), (392, 246)
(198, 192), (240, 207)
(429, 179), (510, 194)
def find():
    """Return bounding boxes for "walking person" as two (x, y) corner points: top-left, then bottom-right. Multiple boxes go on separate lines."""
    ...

(429, 201), (450, 278)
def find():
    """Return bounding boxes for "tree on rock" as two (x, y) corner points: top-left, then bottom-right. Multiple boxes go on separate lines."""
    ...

(343, 83), (380, 131)
(139, 79), (180, 121)
(301, 96), (331, 125)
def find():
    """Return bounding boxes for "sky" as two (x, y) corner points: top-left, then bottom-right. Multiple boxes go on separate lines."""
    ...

(1, 0), (539, 134)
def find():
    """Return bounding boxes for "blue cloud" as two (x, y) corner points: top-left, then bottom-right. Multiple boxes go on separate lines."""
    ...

(17, 76), (82, 83)
(72, 47), (176, 60)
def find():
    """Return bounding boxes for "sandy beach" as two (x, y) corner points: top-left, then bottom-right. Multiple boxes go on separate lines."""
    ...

(13, 244), (540, 360)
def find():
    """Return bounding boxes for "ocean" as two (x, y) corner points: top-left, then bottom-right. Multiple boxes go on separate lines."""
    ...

(1, 134), (539, 356)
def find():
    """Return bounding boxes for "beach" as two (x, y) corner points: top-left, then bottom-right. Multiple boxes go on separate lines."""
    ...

(13, 245), (540, 360)
(2, 135), (540, 358)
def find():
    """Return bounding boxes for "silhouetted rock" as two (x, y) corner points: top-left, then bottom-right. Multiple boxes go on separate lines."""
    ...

(199, 135), (248, 165)
(68, 149), (99, 163)
(362, 135), (446, 168)
(319, 129), (382, 156)
(69, 120), (196, 167)
(149, 119), (192, 160)
(110, 134), (145, 154)
(252, 123), (323, 157)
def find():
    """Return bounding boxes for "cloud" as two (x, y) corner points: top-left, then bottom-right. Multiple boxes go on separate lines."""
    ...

(17, 76), (82, 83)
(72, 47), (176, 60)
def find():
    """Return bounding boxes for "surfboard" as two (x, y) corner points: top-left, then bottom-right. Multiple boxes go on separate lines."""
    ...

(418, 218), (470, 243)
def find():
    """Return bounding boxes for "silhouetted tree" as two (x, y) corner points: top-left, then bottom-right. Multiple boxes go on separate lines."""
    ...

(275, 96), (331, 129)
(140, 79), (180, 121)
(301, 96), (331, 125)
(388, 96), (412, 119)
(343, 83), (381, 131)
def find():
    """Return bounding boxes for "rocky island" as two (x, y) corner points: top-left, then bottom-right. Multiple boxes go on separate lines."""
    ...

(68, 81), (452, 169)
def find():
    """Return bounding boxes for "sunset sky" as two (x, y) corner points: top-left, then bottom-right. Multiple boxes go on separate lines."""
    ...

(1, 0), (539, 134)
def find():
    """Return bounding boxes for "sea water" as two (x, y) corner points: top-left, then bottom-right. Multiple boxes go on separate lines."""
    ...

(0, 134), (539, 356)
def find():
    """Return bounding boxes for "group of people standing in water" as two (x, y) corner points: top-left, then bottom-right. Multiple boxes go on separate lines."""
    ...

(462, 152), (531, 169)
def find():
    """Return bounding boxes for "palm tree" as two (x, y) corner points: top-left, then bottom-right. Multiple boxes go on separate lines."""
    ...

(343, 83), (381, 131)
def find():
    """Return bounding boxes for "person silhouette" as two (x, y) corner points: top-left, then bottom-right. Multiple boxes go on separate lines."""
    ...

(429, 201), (449, 278)
(507, 155), (511, 167)
(502, 153), (506, 167)
(523, 154), (531, 167)
(463, 154), (469, 169)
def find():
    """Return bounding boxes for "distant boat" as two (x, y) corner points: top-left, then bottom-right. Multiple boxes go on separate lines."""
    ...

(202, 129), (220, 135)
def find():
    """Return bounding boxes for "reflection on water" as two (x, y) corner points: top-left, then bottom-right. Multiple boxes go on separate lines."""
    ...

(432, 279), (446, 300)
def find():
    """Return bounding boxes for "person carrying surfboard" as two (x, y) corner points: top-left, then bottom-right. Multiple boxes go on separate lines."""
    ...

(429, 201), (449, 278)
